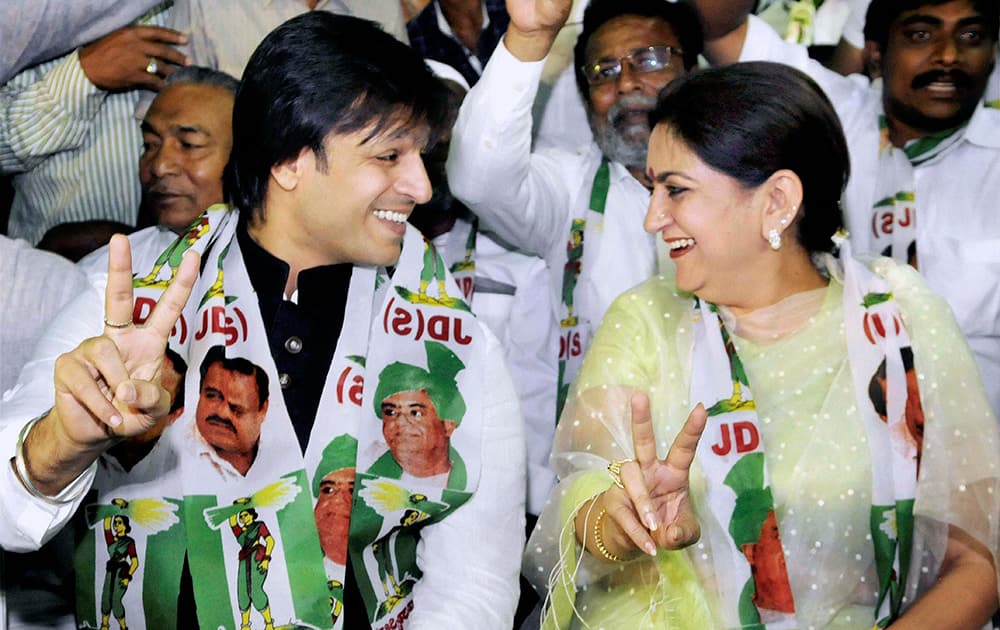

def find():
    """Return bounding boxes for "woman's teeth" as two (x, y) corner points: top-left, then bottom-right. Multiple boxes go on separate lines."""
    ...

(669, 238), (695, 250)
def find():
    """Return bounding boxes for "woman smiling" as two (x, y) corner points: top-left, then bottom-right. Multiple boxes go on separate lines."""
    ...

(526, 62), (999, 629)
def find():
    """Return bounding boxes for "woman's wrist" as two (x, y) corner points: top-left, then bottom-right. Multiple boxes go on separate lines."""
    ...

(575, 491), (641, 562)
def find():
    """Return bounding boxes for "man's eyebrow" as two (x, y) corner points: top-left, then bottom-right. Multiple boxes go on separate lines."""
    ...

(140, 121), (160, 135)
(898, 14), (942, 26)
(175, 124), (209, 135)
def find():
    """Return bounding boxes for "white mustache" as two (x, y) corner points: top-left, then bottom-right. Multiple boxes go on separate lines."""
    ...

(607, 94), (657, 128)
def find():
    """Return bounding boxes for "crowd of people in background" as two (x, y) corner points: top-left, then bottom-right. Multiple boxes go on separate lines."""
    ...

(0, 0), (997, 629)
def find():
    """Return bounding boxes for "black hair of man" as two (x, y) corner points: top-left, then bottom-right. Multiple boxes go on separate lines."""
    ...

(650, 61), (848, 256)
(573, 0), (704, 104)
(868, 346), (917, 418)
(164, 64), (240, 95)
(863, 0), (999, 51)
(199, 345), (269, 410)
(224, 11), (451, 220)
(164, 345), (188, 414)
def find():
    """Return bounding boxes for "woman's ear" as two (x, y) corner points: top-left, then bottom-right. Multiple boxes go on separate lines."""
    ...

(759, 169), (804, 244)
(270, 147), (314, 192)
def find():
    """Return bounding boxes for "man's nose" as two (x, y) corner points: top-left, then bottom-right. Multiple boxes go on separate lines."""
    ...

(615, 62), (643, 93)
(398, 153), (433, 205)
(151, 140), (181, 178)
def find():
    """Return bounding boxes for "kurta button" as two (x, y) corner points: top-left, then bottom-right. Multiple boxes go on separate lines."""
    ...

(279, 373), (291, 389)
(284, 336), (303, 354)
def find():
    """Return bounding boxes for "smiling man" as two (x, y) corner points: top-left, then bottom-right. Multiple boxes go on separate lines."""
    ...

(0, 11), (525, 629)
(448, 0), (703, 420)
(697, 0), (1000, 415)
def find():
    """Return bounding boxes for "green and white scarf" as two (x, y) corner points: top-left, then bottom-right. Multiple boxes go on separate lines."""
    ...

(691, 240), (922, 628)
(869, 115), (965, 267)
(555, 160), (611, 420)
(74, 205), (486, 630)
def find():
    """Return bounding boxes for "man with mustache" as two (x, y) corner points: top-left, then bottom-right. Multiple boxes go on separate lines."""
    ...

(698, 0), (1000, 415)
(448, 0), (703, 419)
(194, 345), (270, 478)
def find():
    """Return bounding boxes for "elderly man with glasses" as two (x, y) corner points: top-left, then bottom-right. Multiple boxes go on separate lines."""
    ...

(448, 0), (703, 421)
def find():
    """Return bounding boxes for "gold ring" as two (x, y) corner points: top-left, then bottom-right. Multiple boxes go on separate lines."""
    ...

(607, 459), (632, 489)
(145, 57), (158, 74)
(104, 317), (133, 329)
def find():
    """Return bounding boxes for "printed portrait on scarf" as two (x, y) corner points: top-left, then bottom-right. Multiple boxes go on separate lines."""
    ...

(194, 345), (270, 478)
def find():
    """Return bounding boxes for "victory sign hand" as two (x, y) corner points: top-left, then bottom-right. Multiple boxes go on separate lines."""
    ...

(50, 234), (199, 447)
(600, 392), (707, 556)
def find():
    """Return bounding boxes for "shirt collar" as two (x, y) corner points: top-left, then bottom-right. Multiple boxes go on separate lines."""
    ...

(236, 219), (353, 319)
(434, 1), (489, 41)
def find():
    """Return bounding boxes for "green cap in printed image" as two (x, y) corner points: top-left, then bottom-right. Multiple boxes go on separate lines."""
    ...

(372, 341), (467, 424)
(312, 433), (359, 497)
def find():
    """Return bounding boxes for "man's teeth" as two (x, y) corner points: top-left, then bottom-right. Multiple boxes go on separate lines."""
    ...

(669, 238), (695, 250)
(373, 209), (407, 223)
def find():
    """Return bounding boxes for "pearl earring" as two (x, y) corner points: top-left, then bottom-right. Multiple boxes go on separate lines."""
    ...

(768, 228), (781, 251)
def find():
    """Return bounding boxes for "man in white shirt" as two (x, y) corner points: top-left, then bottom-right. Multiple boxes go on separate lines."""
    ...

(1, 12), (523, 628)
(447, 0), (704, 419)
(697, 0), (1000, 414)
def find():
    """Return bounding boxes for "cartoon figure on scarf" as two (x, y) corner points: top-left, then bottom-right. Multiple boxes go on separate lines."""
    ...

(84, 496), (181, 630)
(448, 219), (478, 301)
(203, 479), (302, 630)
(357, 480), (449, 619)
(394, 241), (470, 311)
(134, 214), (211, 288)
(561, 219), (585, 327)
(229, 498), (276, 630)
(101, 502), (138, 630)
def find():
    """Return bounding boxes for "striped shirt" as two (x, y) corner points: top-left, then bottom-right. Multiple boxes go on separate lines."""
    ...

(0, 3), (171, 244)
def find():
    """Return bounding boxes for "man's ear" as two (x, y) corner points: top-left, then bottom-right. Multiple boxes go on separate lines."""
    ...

(758, 169), (803, 243)
(442, 420), (457, 438)
(165, 405), (185, 425)
(270, 147), (314, 192)
(864, 41), (882, 79)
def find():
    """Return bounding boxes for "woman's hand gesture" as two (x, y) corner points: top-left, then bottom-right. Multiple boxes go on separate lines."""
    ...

(599, 392), (708, 557)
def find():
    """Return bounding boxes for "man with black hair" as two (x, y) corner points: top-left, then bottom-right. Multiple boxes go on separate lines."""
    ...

(0, 11), (524, 629)
(448, 0), (704, 420)
(697, 0), (1000, 415)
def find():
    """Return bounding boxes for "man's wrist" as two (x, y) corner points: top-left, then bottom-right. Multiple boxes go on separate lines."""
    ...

(503, 26), (558, 62)
(23, 409), (107, 496)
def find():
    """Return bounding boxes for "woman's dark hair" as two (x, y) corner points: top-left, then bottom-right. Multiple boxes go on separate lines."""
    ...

(649, 62), (848, 255)
(573, 0), (703, 104)
(225, 11), (450, 219)
(863, 0), (999, 52)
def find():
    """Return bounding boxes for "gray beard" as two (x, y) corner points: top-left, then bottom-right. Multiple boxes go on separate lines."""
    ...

(589, 94), (657, 171)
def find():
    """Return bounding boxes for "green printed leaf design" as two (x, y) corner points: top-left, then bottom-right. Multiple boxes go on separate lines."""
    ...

(729, 489), (774, 546)
(862, 292), (893, 308)
(738, 577), (764, 629)
(724, 452), (765, 495)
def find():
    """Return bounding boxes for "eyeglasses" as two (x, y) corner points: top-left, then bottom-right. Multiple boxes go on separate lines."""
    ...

(582, 46), (684, 86)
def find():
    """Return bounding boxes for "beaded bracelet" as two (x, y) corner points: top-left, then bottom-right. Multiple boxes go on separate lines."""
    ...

(593, 507), (623, 562)
(13, 412), (89, 506)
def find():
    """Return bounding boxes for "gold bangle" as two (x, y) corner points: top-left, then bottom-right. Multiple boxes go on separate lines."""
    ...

(593, 507), (623, 562)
